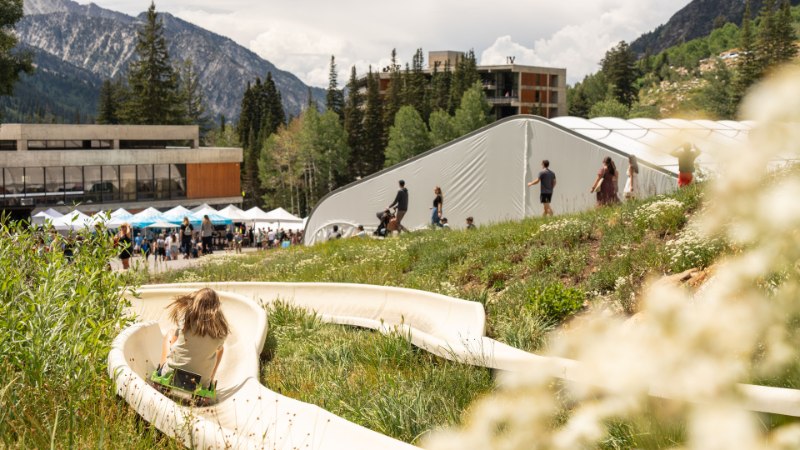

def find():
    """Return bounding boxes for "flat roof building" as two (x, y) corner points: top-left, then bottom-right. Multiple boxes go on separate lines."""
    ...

(375, 51), (567, 120)
(0, 124), (243, 219)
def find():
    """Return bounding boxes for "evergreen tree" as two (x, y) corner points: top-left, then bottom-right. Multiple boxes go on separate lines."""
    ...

(733, 0), (761, 106)
(756, 0), (779, 68)
(344, 66), (366, 179)
(428, 109), (457, 147)
(362, 67), (385, 174)
(774, 0), (799, 64)
(263, 72), (285, 138)
(384, 105), (431, 167)
(600, 41), (639, 107)
(237, 81), (256, 148)
(449, 50), (479, 114)
(97, 80), (120, 124)
(325, 55), (344, 119)
(429, 60), (451, 113)
(407, 48), (428, 121)
(383, 49), (403, 141)
(0, 0), (32, 97)
(588, 95), (630, 118)
(178, 59), (210, 133)
(122, 2), (184, 124)
(452, 81), (490, 137)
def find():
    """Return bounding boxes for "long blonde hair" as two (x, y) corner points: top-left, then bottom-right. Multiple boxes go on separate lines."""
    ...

(167, 288), (229, 339)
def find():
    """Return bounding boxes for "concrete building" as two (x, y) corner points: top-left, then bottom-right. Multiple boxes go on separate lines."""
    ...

(0, 124), (242, 219)
(375, 51), (567, 120)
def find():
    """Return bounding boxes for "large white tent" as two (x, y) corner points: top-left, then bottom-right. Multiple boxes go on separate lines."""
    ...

(32, 208), (64, 226)
(51, 210), (93, 231)
(303, 115), (763, 245)
(218, 204), (250, 222)
(264, 207), (303, 223)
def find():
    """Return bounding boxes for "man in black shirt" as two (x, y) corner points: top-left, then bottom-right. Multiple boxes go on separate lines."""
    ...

(388, 179), (409, 232)
(527, 159), (556, 216)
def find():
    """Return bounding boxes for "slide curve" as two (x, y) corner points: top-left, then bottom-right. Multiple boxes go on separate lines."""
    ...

(109, 282), (800, 449)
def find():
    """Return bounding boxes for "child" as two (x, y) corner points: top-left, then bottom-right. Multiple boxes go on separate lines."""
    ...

(158, 288), (229, 388)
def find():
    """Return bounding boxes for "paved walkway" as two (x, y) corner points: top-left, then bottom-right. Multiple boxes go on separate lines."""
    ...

(111, 247), (261, 273)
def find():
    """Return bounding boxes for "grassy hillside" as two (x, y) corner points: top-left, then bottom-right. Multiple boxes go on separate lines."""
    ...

(149, 185), (719, 446)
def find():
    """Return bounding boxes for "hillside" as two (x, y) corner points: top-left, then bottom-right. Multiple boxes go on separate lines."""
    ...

(631, 0), (800, 56)
(5, 0), (325, 123)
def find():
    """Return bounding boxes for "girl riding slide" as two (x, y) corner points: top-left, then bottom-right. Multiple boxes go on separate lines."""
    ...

(157, 288), (229, 394)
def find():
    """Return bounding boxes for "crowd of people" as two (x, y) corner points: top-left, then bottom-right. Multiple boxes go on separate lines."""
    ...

(114, 214), (305, 270)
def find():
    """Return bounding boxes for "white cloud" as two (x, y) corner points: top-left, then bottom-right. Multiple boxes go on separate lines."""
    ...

(77, 0), (691, 87)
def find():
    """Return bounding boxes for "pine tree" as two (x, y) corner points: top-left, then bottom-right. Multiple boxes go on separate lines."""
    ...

(407, 48), (428, 121)
(122, 2), (184, 124)
(178, 59), (209, 133)
(325, 55), (344, 119)
(698, 59), (736, 119)
(429, 61), (451, 113)
(344, 66), (366, 179)
(774, 0), (799, 64)
(0, 0), (32, 97)
(362, 67), (385, 174)
(383, 49), (403, 141)
(600, 41), (639, 107)
(385, 105), (431, 167)
(733, 0), (761, 106)
(263, 72), (286, 138)
(97, 79), (120, 124)
(756, 0), (779, 68)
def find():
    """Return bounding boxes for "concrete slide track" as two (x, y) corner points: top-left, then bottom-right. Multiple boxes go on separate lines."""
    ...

(109, 282), (800, 449)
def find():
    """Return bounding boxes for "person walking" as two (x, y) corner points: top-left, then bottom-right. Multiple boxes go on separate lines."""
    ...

(591, 156), (620, 206)
(200, 215), (214, 255)
(116, 223), (133, 270)
(388, 179), (409, 232)
(431, 186), (444, 227)
(624, 155), (639, 200)
(527, 159), (557, 216)
(671, 143), (700, 187)
(180, 217), (193, 259)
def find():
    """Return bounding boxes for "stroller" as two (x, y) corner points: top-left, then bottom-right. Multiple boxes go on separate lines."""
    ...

(374, 209), (397, 237)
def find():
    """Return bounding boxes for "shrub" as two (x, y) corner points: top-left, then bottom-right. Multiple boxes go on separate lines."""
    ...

(535, 217), (593, 247)
(525, 282), (585, 323)
(633, 197), (686, 235)
(666, 224), (726, 272)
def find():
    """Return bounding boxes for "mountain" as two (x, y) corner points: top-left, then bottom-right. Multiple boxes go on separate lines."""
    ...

(8, 0), (324, 122)
(631, 0), (800, 56)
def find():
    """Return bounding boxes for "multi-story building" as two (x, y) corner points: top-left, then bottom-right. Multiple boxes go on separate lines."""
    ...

(0, 124), (242, 220)
(376, 51), (567, 120)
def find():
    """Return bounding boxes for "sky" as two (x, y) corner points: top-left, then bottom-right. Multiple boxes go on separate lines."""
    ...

(75, 0), (691, 88)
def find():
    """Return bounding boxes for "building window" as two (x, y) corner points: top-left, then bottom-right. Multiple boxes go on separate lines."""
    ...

(3, 168), (23, 195)
(120, 165), (136, 202)
(45, 167), (65, 204)
(102, 166), (120, 202)
(27, 140), (46, 150)
(170, 164), (186, 199)
(137, 165), (154, 200)
(64, 167), (83, 204)
(0, 141), (16, 151)
(84, 166), (102, 203)
(91, 140), (112, 149)
(154, 164), (170, 200)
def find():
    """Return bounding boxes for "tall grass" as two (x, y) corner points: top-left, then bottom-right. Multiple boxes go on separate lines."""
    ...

(0, 222), (171, 449)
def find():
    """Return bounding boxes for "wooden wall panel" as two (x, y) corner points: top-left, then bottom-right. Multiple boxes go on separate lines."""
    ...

(186, 163), (241, 199)
(521, 90), (536, 103)
(521, 73), (537, 87)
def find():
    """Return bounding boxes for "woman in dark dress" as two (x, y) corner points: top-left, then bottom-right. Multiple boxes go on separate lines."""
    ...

(431, 186), (443, 227)
(590, 156), (620, 206)
(117, 223), (133, 270)
(180, 217), (193, 259)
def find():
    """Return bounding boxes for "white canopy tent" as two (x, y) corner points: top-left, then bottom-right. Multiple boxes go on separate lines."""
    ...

(51, 210), (93, 231)
(190, 203), (216, 213)
(264, 207), (303, 223)
(244, 206), (271, 222)
(32, 208), (64, 226)
(218, 204), (250, 222)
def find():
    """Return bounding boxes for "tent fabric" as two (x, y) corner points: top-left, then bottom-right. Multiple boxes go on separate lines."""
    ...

(303, 116), (692, 245)
(218, 204), (250, 222)
(128, 207), (164, 228)
(190, 203), (215, 213)
(264, 207), (303, 223)
(51, 211), (93, 231)
(244, 206), (271, 221)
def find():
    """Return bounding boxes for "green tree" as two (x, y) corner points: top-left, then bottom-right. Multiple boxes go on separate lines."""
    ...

(449, 50), (478, 114)
(344, 66), (366, 179)
(568, 72), (608, 118)
(178, 59), (210, 133)
(733, 0), (761, 107)
(600, 41), (639, 107)
(121, 2), (184, 124)
(757, 0), (779, 68)
(588, 95), (630, 118)
(405, 48), (428, 121)
(299, 108), (350, 210)
(384, 105), (431, 167)
(428, 109), (457, 147)
(325, 55), (344, 120)
(774, 0), (799, 64)
(452, 81), (490, 137)
(96, 80), (120, 124)
(697, 59), (736, 119)
(259, 119), (303, 212)
(0, 0), (32, 97)
(383, 49), (403, 139)
(429, 60), (451, 113)
(362, 68), (385, 174)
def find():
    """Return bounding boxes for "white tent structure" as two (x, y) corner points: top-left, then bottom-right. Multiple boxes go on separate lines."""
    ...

(190, 203), (215, 213)
(110, 208), (132, 219)
(264, 207), (303, 223)
(160, 205), (194, 224)
(128, 207), (164, 228)
(244, 206), (271, 222)
(32, 208), (64, 226)
(51, 210), (93, 231)
(218, 204), (249, 222)
(303, 115), (767, 245)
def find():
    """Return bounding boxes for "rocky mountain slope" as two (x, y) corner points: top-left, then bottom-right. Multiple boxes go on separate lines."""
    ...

(631, 0), (800, 56)
(11, 0), (324, 121)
